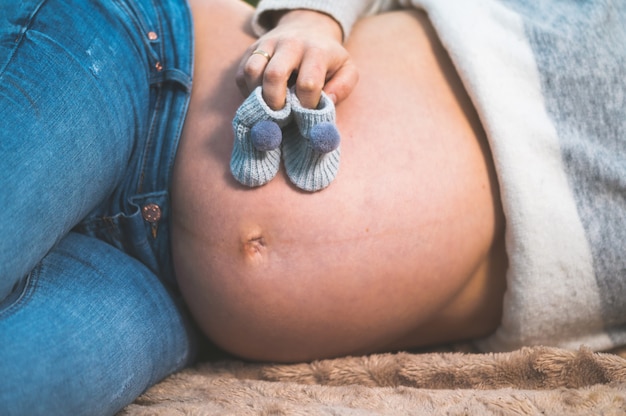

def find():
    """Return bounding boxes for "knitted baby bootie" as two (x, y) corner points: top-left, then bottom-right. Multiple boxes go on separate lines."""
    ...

(282, 88), (341, 192)
(231, 86), (292, 187)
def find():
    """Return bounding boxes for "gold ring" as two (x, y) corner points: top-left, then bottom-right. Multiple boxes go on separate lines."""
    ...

(251, 49), (272, 61)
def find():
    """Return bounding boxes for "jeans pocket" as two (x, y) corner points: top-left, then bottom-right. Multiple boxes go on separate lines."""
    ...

(74, 191), (176, 286)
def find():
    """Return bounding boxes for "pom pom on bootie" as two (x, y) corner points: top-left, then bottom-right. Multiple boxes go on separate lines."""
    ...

(230, 86), (292, 187)
(250, 120), (283, 151)
(308, 121), (341, 153)
(282, 87), (341, 192)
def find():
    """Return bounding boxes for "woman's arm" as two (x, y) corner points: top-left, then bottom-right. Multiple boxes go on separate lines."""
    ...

(252, 0), (389, 39)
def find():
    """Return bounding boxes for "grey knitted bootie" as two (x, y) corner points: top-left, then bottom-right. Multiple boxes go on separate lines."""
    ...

(230, 86), (292, 187)
(282, 87), (341, 192)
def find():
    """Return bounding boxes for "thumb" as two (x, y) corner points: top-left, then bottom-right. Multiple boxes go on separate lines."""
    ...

(322, 62), (359, 105)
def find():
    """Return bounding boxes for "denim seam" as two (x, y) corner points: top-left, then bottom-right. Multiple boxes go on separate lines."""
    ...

(0, 270), (36, 319)
(137, 88), (163, 194)
(112, 0), (160, 65)
(165, 7), (195, 183)
(0, 0), (49, 77)
(150, 0), (166, 70)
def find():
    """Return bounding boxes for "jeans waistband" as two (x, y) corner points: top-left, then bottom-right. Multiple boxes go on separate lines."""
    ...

(76, 0), (194, 286)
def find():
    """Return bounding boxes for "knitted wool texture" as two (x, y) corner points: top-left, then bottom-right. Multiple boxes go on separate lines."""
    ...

(230, 86), (292, 187)
(283, 88), (341, 192)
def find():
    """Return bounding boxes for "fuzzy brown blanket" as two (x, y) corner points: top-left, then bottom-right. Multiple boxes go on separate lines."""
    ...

(120, 345), (626, 415)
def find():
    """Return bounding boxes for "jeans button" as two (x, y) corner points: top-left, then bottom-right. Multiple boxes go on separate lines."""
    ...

(142, 203), (161, 223)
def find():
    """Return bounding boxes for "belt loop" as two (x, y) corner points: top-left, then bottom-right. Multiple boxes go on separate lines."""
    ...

(149, 68), (192, 91)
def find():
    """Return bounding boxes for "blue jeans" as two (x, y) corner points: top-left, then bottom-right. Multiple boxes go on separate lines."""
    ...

(0, 0), (198, 414)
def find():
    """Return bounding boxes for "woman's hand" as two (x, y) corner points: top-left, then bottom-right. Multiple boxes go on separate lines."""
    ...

(236, 9), (359, 110)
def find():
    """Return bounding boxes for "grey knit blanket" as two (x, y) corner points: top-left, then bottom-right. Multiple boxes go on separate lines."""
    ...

(399, 0), (626, 352)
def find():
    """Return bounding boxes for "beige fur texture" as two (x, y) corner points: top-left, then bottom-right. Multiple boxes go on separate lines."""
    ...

(119, 346), (626, 415)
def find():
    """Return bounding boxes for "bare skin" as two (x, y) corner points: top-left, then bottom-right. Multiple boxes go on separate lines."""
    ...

(171, 0), (507, 363)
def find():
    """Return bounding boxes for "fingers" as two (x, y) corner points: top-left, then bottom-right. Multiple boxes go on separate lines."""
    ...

(236, 42), (294, 110)
(291, 48), (328, 109)
(259, 44), (301, 110)
(321, 61), (359, 106)
(235, 43), (274, 102)
(236, 41), (358, 110)
(295, 47), (359, 107)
